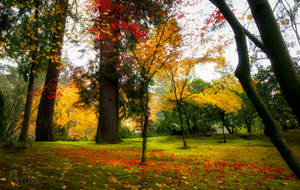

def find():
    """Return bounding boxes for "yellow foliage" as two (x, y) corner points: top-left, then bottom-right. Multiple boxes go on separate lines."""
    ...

(54, 83), (97, 140)
(162, 73), (243, 114)
(192, 74), (243, 114)
(162, 57), (200, 111)
(28, 82), (97, 140)
(130, 18), (182, 78)
(247, 14), (253, 20)
(122, 118), (139, 131)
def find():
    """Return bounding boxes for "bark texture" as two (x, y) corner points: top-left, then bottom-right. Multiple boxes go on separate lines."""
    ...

(35, 0), (68, 141)
(96, 63), (120, 143)
(140, 80), (150, 164)
(19, 62), (35, 142)
(247, 0), (300, 125)
(95, 17), (120, 143)
(209, 0), (300, 179)
(177, 103), (187, 148)
(19, 0), (40, 142)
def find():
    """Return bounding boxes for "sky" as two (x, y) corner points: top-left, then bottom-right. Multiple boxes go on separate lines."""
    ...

(62, 0), (298, 82)
(2, 0), (299, 82)
(180, 0), (299, 81)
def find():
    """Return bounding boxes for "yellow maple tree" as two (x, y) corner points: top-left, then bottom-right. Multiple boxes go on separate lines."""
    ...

(192, 74), (243, 114)
(28, 82), (97, 140)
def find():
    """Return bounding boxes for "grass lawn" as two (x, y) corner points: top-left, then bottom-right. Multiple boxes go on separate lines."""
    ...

(0, 131), (300, 189)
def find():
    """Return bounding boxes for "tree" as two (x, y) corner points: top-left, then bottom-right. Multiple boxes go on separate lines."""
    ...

(164, 58), (200, 148)
(0, 64), (27, 142)
(1, 0), (69, 142)
(129, 17), (181, 163)
(247, 0), (300, 125)
(88, 0), (176, 144)
(35, 0), (69, 141)
(254, 65), (299, 130)
(192, 74), (243, 142)
(18, 0), (40, 142)
(25, 81), (98, 140)
(234, 92), (259, 134)
(1, 0), (53, 142)
(208, 0), (300, 179)
(187, 79), (217, 135)
(53, 82), (97, 140)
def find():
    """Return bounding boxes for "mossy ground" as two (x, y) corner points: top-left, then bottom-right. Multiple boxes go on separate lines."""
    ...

(0, 130), (300, 189)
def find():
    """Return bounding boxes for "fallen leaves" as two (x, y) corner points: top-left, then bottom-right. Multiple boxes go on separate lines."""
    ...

(38, 145), (299, 189)
(1, 142), (299, 190)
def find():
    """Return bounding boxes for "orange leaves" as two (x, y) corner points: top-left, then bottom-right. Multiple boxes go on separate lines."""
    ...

(247, 14), (253, 20)
(130, 17), (182, 78)
(280, 19), (290, 24)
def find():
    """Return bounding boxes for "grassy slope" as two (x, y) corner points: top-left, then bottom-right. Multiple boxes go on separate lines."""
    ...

(0, 130), (300, 189)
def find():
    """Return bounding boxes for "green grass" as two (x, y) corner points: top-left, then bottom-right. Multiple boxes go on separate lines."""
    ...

(0, 131), (300, 189)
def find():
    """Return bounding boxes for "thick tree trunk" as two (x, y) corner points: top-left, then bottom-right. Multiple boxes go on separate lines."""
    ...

(96, 64), (120, 143)
(35, 0), (68, 141)
(209, 0), (300, 179)
(247, 0), (300, 125)
(95, 14), (120, 144)
(19, 62), (35, 142)
(19, 0), (40, 142)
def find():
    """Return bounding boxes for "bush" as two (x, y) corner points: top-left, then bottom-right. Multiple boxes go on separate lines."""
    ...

(120, 126), (137, 138)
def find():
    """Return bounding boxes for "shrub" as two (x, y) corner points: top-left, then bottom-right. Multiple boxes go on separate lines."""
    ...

(120, 126), (137, 138)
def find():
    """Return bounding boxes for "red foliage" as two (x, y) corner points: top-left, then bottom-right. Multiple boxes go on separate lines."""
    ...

(89, 0), (169, 43)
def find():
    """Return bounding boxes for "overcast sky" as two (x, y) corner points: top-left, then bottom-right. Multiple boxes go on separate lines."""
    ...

(2, 0), (298, 82)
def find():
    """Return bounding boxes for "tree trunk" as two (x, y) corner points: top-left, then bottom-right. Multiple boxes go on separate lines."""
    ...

(177, 102), (187, 148)
(192, 116), (197, 134)
(35, 0), (68, 141)
(19, 62), (35, 142)
(95, 13), (120, 144)
(243, 112), (252, 134)
(96, 64), (120, 143)
(140, 81), (149, 164)
(247, 0), (300, 125)
(140, 113), (149, 164)
(18, 0), (40, 142)
(222, 125), (226, 143)
(245, 120), (252, 134)
(220, 111), (233, 134)
(209, 0), (300, 179)
(185, 114), (191, 134)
